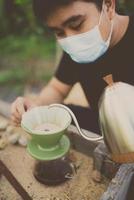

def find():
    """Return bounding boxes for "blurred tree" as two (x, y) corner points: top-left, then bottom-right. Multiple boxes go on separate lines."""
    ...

(0, 0), (47, 37)
(0, 0), (134, 38)
(3, 0), (29, 35)
(117, 0), (134, 14)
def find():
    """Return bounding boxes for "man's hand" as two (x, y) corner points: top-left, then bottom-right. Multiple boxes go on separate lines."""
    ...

(11, 78), (71, 126)
(11, 97), (37, 126)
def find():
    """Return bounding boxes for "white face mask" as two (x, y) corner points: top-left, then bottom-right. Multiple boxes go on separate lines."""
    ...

(58, 6), (113, 63)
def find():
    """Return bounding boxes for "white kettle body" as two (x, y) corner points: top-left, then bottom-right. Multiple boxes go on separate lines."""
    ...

(99, 76), (134, 163)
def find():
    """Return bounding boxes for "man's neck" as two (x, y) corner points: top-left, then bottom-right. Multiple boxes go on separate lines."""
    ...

(110, 14), (129, 48)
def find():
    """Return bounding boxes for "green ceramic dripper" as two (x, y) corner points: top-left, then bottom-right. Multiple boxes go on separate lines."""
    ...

(21, 106), (72, 161)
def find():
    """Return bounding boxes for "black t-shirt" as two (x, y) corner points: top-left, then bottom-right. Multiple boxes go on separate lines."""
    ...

(55, 15), (134, 112)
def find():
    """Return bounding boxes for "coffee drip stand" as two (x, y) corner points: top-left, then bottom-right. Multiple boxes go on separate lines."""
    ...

(21, 105), (102, 185)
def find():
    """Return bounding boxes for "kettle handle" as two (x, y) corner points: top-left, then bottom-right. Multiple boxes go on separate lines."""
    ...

(103, 74), (114, 86)
(48, 104), (103, 142)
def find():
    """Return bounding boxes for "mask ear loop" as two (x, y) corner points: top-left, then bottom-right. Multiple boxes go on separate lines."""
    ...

(98, 2), (105, 27)
(106, 20), (114, 45)
(98, 2), (114, 45)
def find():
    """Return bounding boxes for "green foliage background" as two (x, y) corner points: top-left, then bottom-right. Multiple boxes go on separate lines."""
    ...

(0, 0), (134, 100)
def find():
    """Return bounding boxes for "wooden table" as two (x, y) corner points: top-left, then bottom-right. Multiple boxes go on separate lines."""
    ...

(0, 160), (32, 200)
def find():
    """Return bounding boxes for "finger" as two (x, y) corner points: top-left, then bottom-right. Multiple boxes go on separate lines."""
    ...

(10, 121), (20, 127)
(11, 115), (21, 125)
(11, 111), (21, 121)
(11, 98), (24, 115)
(16, 98), (26, 115)
(11, 102), (18, 115)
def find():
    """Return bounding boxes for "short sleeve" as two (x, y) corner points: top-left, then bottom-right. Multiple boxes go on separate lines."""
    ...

(55, 52), (79, 86)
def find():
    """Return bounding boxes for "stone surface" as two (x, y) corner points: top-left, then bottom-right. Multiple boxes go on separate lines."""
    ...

(0, 138), (8, 149)
(100, 164), (134, 200)
(0, 120), (8, 131)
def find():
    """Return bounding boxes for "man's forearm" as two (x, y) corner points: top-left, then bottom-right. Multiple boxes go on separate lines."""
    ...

(35, 85), (65, 106)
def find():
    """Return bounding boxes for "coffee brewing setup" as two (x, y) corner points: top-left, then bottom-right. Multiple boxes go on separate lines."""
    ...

(21, 105), (102, 185)
(21, 74), (134, 185)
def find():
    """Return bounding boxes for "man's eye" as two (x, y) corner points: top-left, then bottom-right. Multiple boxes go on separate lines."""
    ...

(70, 21), (83, 30)
(55, 31), (65, 37)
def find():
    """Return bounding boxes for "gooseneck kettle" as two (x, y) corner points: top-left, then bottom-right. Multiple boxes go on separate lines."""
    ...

(99, 74), (134, 163)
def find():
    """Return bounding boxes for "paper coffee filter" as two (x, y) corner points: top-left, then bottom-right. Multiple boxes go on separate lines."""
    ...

(21, 106), (72, 134)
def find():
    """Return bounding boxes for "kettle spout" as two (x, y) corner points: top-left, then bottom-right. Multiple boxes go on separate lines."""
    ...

(48, 104), (103, 142)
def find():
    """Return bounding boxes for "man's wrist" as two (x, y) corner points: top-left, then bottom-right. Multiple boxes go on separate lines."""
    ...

(33, 98), (43, 106)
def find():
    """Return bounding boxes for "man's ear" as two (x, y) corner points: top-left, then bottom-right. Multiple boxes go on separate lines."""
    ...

(104, 0), (116, 20)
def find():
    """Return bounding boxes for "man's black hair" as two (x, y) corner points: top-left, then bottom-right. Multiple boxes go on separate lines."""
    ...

(33, 0), (103, 22)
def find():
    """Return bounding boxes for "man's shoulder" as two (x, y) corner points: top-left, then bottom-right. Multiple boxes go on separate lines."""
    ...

(124, 14), (134, 42)
(129, 14), (134, 28)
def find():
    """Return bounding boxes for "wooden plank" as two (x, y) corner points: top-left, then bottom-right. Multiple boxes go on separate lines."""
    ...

(0, 160), (32, 200)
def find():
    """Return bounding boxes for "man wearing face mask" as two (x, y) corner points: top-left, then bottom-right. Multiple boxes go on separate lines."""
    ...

(11, 1), (131, 151)
(11, 0), (132, 132)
